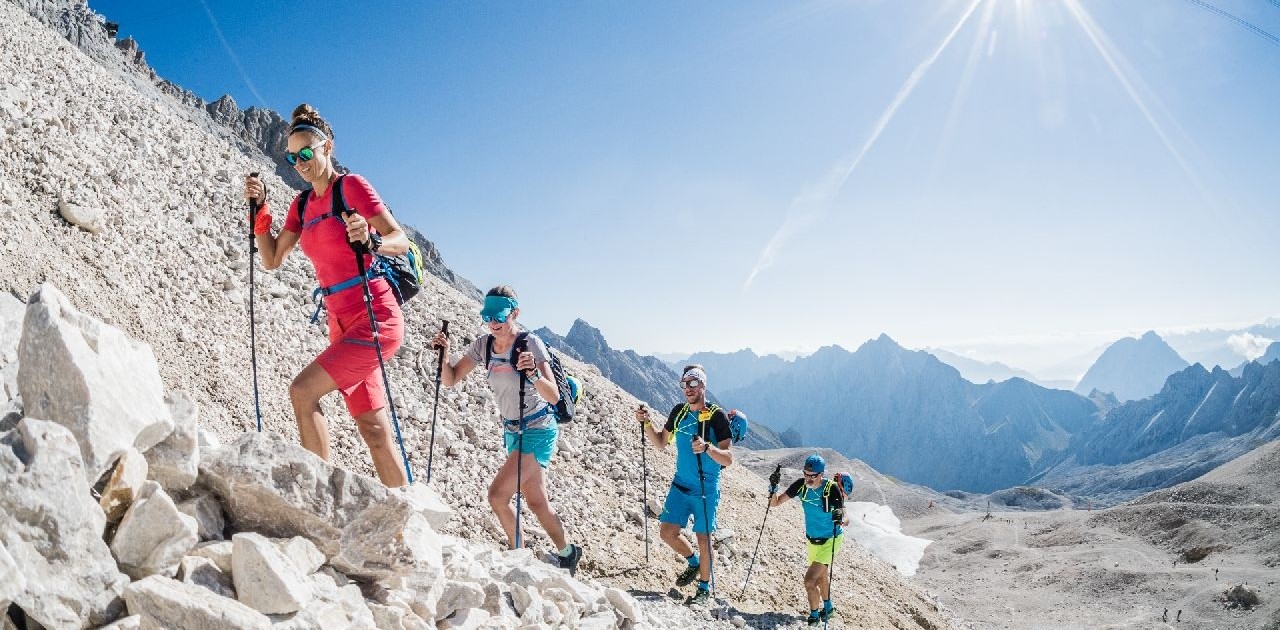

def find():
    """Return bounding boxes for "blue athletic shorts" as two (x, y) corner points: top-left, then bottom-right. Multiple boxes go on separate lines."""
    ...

(660, 481), (719, 534)
(503, 425), (558, 469)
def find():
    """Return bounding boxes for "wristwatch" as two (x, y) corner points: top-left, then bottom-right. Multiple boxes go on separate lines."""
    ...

(367, 232), (383, 253)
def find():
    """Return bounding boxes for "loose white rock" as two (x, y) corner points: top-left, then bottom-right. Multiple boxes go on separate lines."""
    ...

(99, 447), (148, 522)
(177, 492), (226, 541)
(124, 574), (271, 630)
(231, 532), (314, 615)
(144, 389), (199, 492)
(0, 418), (127, 628)
(111, 480), (199, 579)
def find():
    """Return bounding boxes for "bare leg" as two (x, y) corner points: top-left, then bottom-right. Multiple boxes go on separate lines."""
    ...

(804, 561), (825, 610)
(660, 522), (694, 558)
(289, 361), (338, 460)
(353, 407), (408, 487)
(488, 449), (522, 548)
(519, 461), (567, 550)
(695, 533), (712, 583)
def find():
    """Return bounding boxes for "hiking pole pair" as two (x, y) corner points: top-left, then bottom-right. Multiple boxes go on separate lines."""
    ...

(246, 172), (264, 433)
(344, 217), (413, 484)
(741, 464), (782, 598)
(425, 320), (450, 483)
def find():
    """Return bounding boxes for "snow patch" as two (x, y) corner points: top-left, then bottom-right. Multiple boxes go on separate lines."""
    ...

(844, 502), (932, 576)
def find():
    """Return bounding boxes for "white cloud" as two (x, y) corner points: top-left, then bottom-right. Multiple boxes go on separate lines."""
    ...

(1227, 332), (1274, 360)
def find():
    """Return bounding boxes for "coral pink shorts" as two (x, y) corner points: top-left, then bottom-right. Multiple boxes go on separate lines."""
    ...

(315, 284), (403, 417)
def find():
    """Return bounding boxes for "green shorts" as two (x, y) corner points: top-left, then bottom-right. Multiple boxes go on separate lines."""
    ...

(807, 534), (843, 565)
(503, 425), (558, 469)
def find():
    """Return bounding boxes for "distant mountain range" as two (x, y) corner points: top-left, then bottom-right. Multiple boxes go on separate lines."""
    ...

(722, 335), (1104, 493)
(675, 348), (791, 393)
(921, 348), (1076, 389)
(1031, 360), (1280, 505)
(1073, 331), (1189, 402)
(534, 320), (786, 450)
(548, 324), (1279, 502)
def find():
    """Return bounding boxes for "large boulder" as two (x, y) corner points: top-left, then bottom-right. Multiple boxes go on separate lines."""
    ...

(0, 418), (128, 628)
(145, 391), (199, 492)
(123, 575), (271, 630)
(111, 481), (199, 579)
(200, 432), (443, 579)
(16, 284), (173, 482)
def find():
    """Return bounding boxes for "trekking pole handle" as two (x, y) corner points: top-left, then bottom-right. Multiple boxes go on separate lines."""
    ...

(434, 321), (450, 364)
(341, 211), (370, 255)
(247, 172), (262, 211)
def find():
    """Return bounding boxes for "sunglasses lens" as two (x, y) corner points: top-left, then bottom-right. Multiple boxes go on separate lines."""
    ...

(285, 152), (297, 165)
(299, 147), (315, 162)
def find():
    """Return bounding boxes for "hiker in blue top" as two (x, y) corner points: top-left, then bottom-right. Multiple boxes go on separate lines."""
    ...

(634, 364), (734, 606)
(769, 454), (849, 625)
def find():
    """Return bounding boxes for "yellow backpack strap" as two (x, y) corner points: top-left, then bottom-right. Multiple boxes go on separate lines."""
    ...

(667, 404), (688, 445)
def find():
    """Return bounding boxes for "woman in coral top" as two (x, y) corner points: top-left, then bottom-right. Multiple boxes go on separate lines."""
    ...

(244, 103), (410, 487)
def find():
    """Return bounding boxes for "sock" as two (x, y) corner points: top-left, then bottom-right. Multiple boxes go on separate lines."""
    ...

(697, 580), (710, 592)
(686, 553), (699, 568)
(809, 609), (821, 618)
(824, 599), (833, 612)
(558, 544), (574, 557)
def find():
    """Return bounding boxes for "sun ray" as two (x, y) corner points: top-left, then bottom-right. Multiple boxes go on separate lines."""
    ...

(744, 0), (985, 289)
(1062, 0), (1214, 209)
(928, 0), (998, 182)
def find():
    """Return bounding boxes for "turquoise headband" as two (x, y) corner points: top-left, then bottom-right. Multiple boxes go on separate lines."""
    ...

(481, 295), (518, 316)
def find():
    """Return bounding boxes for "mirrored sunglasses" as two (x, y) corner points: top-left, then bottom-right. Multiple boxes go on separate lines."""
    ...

(482, 312), (510, 324)
(284, 144), (323, 166)
(679, 378), (704, 390)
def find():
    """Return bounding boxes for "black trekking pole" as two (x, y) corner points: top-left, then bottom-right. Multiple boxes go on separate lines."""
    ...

(344, 218), (413, 484)
(824, 508), (843, 630)
(741, 464), (782, 598)
(247, 172), (263, 433)
(425, 320), (449, 483)
(640, 411), (651, 563)
(513, 334), (529, 551)
(695, 422), (716, 607)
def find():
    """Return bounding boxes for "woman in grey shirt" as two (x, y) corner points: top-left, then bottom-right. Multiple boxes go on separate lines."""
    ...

(432, 285), (582, 575)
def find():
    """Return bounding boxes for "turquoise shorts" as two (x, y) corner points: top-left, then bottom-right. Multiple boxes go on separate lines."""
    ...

(660, 482), (719, 534)
(503, 425), (558, 469)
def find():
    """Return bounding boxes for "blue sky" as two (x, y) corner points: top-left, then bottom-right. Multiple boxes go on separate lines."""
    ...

(94, 0), (1280, 373)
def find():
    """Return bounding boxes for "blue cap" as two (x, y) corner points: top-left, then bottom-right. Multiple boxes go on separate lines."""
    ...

(480, 295), (517, 321)
(804, 454), (826, 474)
